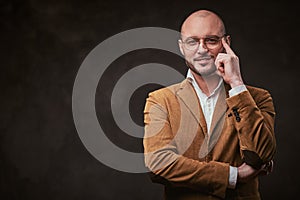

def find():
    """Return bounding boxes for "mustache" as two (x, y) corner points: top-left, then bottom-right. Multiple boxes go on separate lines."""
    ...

(193, 55), (214, 61)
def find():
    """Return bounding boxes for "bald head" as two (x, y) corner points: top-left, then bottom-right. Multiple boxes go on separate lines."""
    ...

(180, 10), (226, 38)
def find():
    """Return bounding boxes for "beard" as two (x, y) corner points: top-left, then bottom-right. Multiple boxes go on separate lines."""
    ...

(186, 60), (217, 77)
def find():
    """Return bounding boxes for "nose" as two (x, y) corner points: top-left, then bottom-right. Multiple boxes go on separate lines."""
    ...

(196, 39), (209, 54)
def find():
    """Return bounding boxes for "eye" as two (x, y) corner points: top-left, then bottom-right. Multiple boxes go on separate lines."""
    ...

(205, 38), (219, 44)
(185, 39), (198, 46)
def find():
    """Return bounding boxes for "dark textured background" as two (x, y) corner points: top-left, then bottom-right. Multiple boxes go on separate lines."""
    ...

(1, 0), (299, 199)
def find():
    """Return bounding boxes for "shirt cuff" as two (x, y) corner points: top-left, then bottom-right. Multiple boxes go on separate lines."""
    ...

(228, 166), (238, 189)
(228, 84), (247, 97)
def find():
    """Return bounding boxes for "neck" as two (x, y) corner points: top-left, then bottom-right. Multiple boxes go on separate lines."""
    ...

(191, 70), (221, 96)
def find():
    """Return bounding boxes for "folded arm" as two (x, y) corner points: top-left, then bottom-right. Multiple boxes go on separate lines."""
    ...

(226, 88), (276, 169)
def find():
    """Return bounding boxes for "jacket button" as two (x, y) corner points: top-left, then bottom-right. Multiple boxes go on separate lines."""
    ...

(232, 108), (240, 122)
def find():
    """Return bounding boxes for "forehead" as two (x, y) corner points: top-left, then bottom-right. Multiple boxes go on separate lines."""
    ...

(181, 15), (224, 39)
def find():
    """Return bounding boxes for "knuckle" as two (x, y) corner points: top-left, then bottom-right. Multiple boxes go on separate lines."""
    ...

(229, 55), (238, 61)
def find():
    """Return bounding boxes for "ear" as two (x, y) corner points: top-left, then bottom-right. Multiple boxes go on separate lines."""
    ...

(178, 39), (185, 56)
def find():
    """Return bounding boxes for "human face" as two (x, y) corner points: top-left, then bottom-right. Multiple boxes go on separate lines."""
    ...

(179, 14), (227, 77)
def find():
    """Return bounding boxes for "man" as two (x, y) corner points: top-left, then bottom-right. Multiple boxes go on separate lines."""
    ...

(143, 9), (276, 199)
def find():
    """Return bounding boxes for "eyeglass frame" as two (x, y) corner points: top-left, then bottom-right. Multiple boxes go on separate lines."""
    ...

(179, 34), (228, 51)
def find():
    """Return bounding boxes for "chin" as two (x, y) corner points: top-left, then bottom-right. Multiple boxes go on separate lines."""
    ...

(194, 65), (216, 76)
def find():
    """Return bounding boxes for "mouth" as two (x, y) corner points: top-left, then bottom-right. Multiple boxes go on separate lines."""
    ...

(193, 56), (213, 66)
(193, 56), (213, 62)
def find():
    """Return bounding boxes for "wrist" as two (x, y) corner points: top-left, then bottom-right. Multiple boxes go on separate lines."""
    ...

(229, 79), (244, 88)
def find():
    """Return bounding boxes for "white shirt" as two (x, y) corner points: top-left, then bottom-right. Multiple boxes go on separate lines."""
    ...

(187, 70), (223, 134)
(186, 69), (247, 189)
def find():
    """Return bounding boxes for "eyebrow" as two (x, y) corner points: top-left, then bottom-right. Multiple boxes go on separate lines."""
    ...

(191, 35), (220, 39)
(182, 35), (220, 41)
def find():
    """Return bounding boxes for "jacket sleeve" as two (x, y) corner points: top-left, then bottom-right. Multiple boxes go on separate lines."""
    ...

(226, 88), (276, 169)
(143, 91), (229, 199)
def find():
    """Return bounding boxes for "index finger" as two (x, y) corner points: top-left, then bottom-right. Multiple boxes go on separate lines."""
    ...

(222, 37), (236, 56)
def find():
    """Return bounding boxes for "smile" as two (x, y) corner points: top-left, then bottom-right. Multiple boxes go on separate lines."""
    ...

(193, 56), (212, 61)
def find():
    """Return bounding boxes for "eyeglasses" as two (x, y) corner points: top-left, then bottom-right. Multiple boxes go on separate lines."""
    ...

(181, 34), (226, 51)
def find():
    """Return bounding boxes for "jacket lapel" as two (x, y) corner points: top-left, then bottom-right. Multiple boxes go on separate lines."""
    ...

(175, 79), (208, 135)
(208, 83), (231, 151)
(209, 83), (227, 135)
(175, 79), (232, 158)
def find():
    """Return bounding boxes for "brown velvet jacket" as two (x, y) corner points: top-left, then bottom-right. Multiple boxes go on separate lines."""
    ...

(143, 79), (276, 200)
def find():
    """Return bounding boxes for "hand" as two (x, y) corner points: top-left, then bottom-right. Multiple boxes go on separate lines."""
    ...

(237, 161), (274, 183)
(237, 163), (259, 183)
(215, 38), (244, 88)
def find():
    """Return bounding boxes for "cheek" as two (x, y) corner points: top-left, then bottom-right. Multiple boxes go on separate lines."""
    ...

(183, 50), (196, 60)
(214, 46), (226, 55)
(210, 49), (221, 59)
